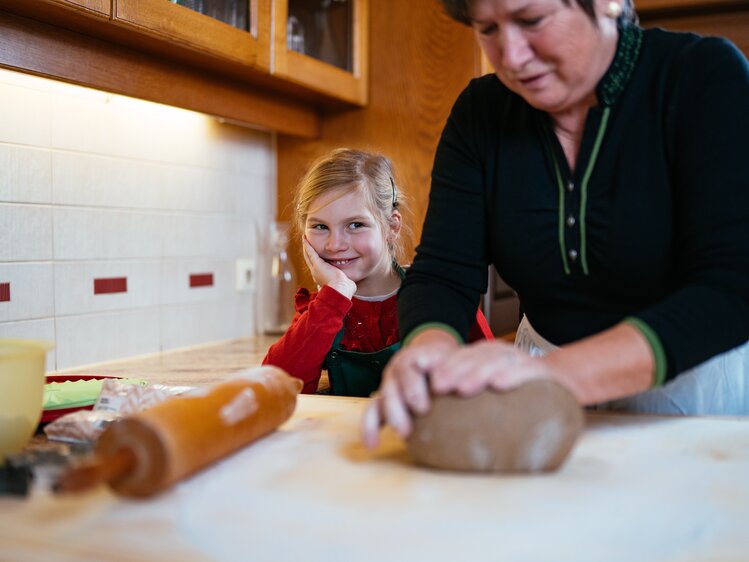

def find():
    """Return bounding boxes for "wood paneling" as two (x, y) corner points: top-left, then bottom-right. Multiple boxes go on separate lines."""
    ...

(636, 0), (748, 15)
(641, 8), (749, 56)
(276, 0), (478, 288)
(62, 0), (110, 15)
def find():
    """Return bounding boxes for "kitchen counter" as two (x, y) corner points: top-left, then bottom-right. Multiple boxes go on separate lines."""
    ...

(2, 394), (749, 562)
(50, 336), (281, 387)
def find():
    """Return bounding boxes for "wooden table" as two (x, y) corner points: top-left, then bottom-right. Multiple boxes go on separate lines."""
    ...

(1, 394), (748, 562)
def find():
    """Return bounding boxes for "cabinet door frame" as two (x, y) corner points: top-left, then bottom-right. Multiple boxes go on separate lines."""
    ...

(272, 0), (368, 106)
(114, 0), (271, 69)
(59, 0), (111, 14)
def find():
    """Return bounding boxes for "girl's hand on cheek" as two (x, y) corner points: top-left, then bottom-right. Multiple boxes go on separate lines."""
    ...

(303, 238), (356, 299)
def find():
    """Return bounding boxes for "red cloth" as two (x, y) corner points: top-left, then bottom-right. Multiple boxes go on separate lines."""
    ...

(263, 285), (493, 394)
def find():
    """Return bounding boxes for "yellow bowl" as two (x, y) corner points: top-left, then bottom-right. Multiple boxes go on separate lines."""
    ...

(0, 339), (54, 464)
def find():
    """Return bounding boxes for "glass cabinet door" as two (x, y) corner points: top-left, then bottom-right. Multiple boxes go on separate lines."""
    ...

(273, 0), (368, 106)
(286, 0), (352, 72)
(169, 0), (250, 32)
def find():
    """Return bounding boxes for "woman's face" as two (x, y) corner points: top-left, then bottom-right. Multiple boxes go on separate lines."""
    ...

(304, 188), (398, 295)
(471, 0), (618, 115)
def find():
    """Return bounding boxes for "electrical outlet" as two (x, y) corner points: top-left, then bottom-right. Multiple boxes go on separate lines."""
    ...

(235, 258), (256, 292)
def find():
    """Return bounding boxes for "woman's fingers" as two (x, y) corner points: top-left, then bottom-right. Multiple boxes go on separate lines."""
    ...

(393, 351), (433, 415)
(360, 396), (383, 449)
(380, 375), (413, 438)
(431, 340), (548, 396)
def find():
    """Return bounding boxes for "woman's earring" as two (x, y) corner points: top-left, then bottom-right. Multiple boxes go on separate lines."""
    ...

(605, 1), (622, 18)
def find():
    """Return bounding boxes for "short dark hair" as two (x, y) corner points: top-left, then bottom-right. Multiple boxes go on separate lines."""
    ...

(437, 0), (638, 26)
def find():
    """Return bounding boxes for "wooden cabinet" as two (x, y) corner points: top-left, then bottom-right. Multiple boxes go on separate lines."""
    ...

(54, 0), (110, 15)
(113, 0), (271, 70)
(0, 0), (370, 137)
(0, 0), (369, 105)
(273, 0), (368, 105)
(111, 0), (368, 103)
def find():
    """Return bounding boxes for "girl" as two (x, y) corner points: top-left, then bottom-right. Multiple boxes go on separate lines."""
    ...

(263, 148), (493, 396)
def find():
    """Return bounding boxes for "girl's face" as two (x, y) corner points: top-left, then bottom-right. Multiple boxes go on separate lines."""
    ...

(471, 0), (618, 116)
(304, 188), (400, 295)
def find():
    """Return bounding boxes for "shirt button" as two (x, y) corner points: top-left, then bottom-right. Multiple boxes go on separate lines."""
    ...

(566, 215), (576, 227)
(568, 249), (578, 262)
(566, 181), (575, 192)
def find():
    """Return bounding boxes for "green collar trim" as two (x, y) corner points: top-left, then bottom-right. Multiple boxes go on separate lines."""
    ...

(597, 23), (643, 107)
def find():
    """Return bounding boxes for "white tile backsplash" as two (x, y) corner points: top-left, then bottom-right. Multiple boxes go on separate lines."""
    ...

(160, 167), (236, 213)
(161, 213), (236, 258)
(0, 145), (52, 203)
(54, 261), (161, 316)
(54, 208), (164, 260)
(160, 298), (248, 350)
(0, 263), (54, 321)
(0, 68), (274, 370)
(160, 259), (233, 305)
(52, 151), (164, 209)
(55, 309), (161, 369)
(0, 204), (54, 261)
(0, 83), (51, 147)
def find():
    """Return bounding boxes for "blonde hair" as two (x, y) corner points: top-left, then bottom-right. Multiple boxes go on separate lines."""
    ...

(293, 148), (410, 264)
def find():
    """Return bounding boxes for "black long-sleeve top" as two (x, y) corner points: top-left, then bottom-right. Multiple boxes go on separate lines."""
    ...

(399, 24), (749, 384)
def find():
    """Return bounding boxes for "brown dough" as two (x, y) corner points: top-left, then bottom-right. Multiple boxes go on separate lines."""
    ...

(406, 379), (584, 473)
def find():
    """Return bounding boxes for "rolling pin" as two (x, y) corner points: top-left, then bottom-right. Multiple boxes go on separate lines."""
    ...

(56, 366), (302, 498)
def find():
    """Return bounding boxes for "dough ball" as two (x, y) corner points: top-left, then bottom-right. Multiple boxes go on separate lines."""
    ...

(406, 379), (584, 473)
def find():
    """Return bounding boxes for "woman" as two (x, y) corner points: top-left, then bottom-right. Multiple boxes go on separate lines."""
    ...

(362, 0), (749, 446)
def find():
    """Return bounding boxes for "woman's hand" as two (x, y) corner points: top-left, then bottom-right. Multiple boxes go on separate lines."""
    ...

(361, 328), (460, 448)
(361, 334), (556, 449)
(302, 237), (356, 299)
(430, 339), (553, 396)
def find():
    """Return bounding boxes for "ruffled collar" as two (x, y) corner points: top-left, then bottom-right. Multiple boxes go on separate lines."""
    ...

(596, 22), (643, 107)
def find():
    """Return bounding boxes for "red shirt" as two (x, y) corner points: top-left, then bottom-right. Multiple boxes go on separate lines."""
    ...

(263, 285), (493, 393)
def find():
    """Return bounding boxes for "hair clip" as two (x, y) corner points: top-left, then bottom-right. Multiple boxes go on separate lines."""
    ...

(390, 176), (398, 208)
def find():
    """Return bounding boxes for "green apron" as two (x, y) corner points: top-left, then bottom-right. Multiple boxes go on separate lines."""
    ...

(322, 264), (405, 397)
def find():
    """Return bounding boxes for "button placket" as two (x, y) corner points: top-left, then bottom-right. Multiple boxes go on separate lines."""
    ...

(563, 178), (580, 270)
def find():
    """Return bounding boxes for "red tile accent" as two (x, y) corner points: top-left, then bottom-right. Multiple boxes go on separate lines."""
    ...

(94, 277), (128, 295)
(189, 273), (214, 288)
(0, 282), (9, 302)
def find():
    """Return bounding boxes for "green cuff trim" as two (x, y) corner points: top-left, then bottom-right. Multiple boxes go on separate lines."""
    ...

(623, 317), (667, 387)
(403, 322), (463, 348)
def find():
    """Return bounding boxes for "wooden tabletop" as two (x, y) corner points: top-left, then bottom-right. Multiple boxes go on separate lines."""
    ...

(2, 394), (749, 562)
